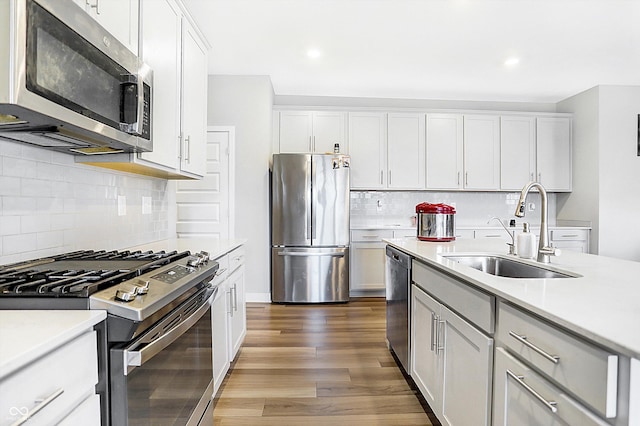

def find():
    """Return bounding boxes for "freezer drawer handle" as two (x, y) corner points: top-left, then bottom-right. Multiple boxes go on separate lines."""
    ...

(277, 251), (345, 257)
(509, 331), (560, 364)
(506, 369), (558, 413)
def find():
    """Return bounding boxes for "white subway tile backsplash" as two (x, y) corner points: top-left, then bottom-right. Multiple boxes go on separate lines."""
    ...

(3, 233), (37, 255)
(21, 214), (51, 233)
(0, 216), (20, 236)
(0, 176), (21, 196)
(0, 139), (170, 264)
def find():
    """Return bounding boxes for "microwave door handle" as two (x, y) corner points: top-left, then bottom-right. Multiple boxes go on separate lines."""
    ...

(119, 74), (144, 135)
(122, 287), (215, 374)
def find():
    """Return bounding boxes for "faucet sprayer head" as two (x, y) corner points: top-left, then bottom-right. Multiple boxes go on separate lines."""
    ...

(515, 199), (526, 217)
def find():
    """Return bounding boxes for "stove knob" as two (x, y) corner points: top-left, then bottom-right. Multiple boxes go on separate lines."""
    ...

(135, 279), (150, 295)
(115, 285), (138, 302)
(198, 251), (210, 263)
(187, 256), (201, 267)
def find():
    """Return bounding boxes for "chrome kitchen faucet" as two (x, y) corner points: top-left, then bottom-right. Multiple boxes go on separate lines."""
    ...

(514, 181), (560, 263)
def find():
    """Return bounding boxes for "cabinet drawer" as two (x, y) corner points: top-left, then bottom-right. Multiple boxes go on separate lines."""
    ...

(393, 229), (416, 239)
(412, 260), (494, 334)
(58, 394), (101, 426)
(351, 229), (394, 242)
(497, 302), (618, 419)
(0, 331), (98, 426)
(212, 254), (229, 285)
(228, 246), (245, 273)
(455, 229), (475, 239)
(550, 229), (588, 241)
(493, 347), (608, 426)
(475, 229), (512, 241)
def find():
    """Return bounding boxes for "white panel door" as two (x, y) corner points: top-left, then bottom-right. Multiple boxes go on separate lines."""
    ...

(426, 114), (463, 189)
(537, 117), (572, 191)
(411, 285), (441, 410)
(348, 112), (387, 189)
(279, 111), (313, 153)
(176, 129), (232, 238)
(501, 116), (536, 190)
(440, 305), (493, 426)
(387, 113), (425, 189)
(181, 18), (208, 176)
(312, 112), (347, 153)
(463, 115), (500, 190)
(139, 0), (181, 170)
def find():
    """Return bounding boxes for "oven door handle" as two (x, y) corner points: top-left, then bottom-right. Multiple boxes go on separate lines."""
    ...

(123, 286), (215, 374)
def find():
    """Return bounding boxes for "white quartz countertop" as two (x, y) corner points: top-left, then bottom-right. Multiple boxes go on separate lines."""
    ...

(384, 237), (639, 359)
(125, 238), (247, 260)
(351, 224), (591, 230)
(0, 310), (106, 380)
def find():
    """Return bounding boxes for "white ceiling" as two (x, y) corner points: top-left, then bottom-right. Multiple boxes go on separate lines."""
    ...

(182, 0), (640, 103)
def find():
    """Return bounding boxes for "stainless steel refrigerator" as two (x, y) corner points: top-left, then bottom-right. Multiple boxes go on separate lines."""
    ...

(271, 153), (350, 303)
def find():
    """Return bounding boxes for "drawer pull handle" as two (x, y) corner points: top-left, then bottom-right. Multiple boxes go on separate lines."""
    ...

(10, 388), (64, 426)
(509, 331), (560, 364)
(430, 312), (437, 351)
(506, 370), (558, 413)
(559, 234), (579, 238)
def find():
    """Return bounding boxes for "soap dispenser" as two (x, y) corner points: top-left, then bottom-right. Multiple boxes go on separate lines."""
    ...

(517, 222), (536, 259)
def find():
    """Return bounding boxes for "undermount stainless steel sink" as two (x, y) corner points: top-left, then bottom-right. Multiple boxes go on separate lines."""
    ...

(442, 255), (579, 279)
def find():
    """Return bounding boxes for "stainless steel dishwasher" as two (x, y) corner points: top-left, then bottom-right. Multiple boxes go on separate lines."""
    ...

(385, 245), (411, 373)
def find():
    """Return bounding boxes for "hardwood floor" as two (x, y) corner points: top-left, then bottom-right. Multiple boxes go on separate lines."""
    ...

(213, 298), (438, 425)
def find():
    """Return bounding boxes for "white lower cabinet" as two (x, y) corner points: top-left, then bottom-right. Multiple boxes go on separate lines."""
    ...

(212, 245), (246, 397)
(412, 284), (493, 426)
(350, 229), (394, 294)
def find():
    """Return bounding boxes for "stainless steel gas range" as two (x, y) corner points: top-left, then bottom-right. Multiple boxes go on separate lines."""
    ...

(0, 249), (220, 426)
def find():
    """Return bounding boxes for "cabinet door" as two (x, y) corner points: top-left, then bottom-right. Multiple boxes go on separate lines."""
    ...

(139, 0), (181, 170)
(212, 284), (230, 396)
(501, 116), (536, 190)
(279, 111), (313, 153)
(387, 113), (425, 189)
(537, 117), (572, 191)
(350, 241), (387, 292)
(228, 266), (246, 360)
(493, 348), (608, 426)
(440, 305), (493, 426)
(463, 115), (500, 190)
(348, 112), (387, 189)
(77, 0), (139, 54)
(312, 112), (347, 153)
(426, 114), (463, 189)
(411, 285), (441, 410)
(180, 18), (208, 176)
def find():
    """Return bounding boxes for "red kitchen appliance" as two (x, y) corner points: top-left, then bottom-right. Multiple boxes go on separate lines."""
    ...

(416, 203), (456, 241)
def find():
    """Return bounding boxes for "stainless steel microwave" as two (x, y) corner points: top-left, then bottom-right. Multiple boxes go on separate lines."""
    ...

(0, 0), (152, 154)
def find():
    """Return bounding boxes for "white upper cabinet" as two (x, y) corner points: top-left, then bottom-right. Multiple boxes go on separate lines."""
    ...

(536, 117), (572, 191)
(426, 114), (464, 189)
(348, 112), (387, 189)
(463, 115), (501, 190)
(180, 18), (208, 176)
(500, 116), (536, 190)
(139, 0), (181, 170)
(139, 0), (208, 178)
(277, 111), (347, 153)
(387, 113), (425, 189)
(73, 0), (139, 54)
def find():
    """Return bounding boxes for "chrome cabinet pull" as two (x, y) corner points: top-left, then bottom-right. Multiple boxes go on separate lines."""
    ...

(457, 172), (460, 186)
(388, 170), (392, 186)
(538, 172), (542, 182)
(86, 0), (100, 14)
(184, 135), (191, 163)
(530, 172), (534, 181)
(10, 388), (64, 426)
(228, 288), (234, 317)
(430, 312), (437, 351)
(313, 136), (316, 152)
(436, 318), (445, 352)
(509, 331), (560, 364)
(465, 172), (468, 186)
(309, 136), (312, 152)
(380, 170), (383, 185)
(506, 370), (558, 413)
(232, 283), (238, 311)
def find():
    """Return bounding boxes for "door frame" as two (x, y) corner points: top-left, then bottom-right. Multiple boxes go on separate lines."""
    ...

(208, 125), (236, 239)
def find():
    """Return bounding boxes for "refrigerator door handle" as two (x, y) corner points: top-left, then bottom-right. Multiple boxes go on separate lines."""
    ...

(277, 251), (346, 258)
(306, 156), (312, 242)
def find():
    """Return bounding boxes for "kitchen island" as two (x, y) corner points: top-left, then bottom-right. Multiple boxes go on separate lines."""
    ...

(385, 237), (639, 426)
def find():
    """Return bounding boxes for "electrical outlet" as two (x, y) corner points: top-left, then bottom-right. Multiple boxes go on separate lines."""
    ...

(142, 197), (152, 215)
(528, 202), (536, 212)
(117, 195), (126, 216)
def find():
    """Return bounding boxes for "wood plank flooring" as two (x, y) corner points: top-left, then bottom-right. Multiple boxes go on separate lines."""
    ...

(212, 298), (438, 425)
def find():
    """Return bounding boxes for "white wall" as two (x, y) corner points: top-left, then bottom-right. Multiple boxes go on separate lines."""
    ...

(207, 75), (274, 301)
(0, 140), (171, 265)
(556, 86), (600, 253)
(558, 85), (640, 261)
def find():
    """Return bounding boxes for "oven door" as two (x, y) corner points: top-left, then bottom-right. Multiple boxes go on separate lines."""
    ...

(110, 285), (215, 426)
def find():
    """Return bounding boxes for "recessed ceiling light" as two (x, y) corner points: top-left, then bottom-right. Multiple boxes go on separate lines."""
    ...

(504, 57), (520, 67)
(307, 48), (322, 59)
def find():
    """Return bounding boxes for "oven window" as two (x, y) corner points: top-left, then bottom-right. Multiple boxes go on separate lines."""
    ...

(126, 310), (213, 425)
(25, 0), (126, 129)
